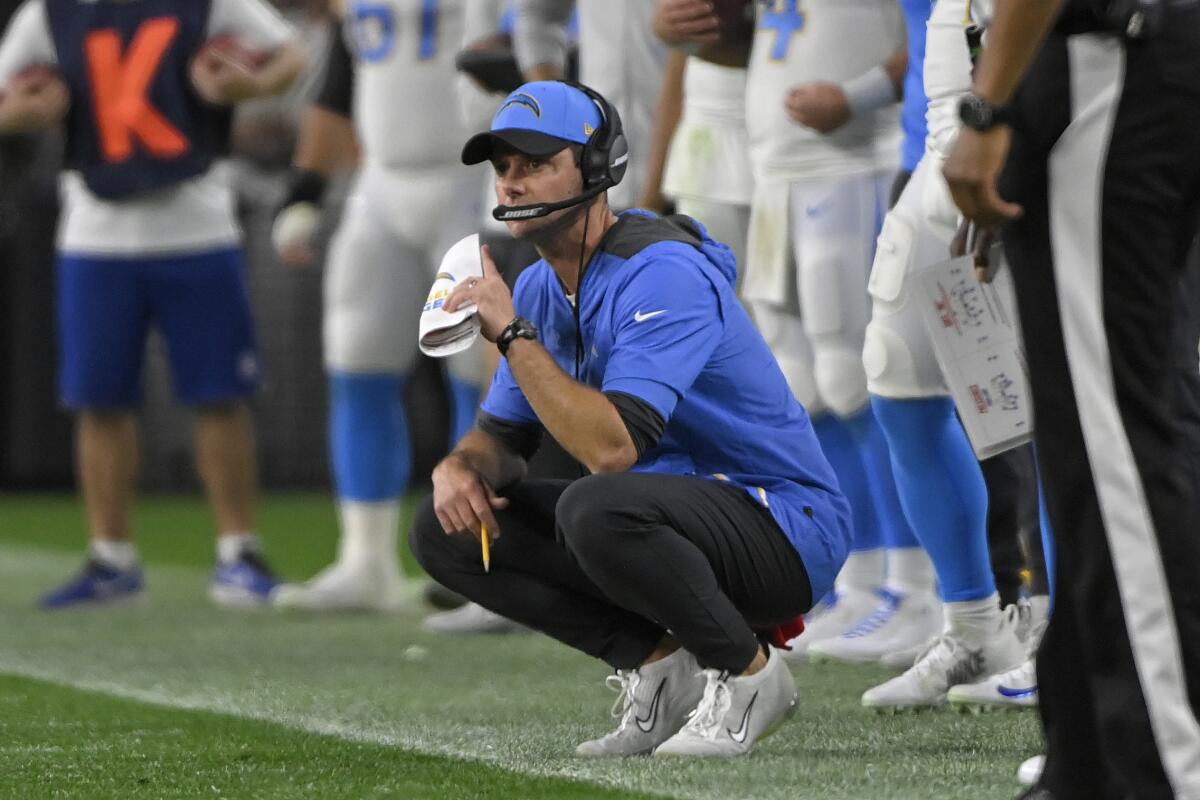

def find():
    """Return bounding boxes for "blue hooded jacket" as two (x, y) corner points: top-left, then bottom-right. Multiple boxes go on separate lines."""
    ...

(482, 210), (852, 599)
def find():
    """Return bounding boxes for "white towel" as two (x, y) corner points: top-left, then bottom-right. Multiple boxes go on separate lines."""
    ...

(742, 179), (791, 304)
(419, 233), (484, 358)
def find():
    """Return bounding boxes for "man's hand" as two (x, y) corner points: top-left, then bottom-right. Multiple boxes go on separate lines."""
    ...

(191, 47), (264, 106)
(443, 245), (517, 342)
(431, 453), (510, 539)
(950, 220), (1001, 283)
(0, 68), (70, 132)
(943, 127), (1024, 228)
(653, 0), (721, 47)
(784, 82), (851, 134)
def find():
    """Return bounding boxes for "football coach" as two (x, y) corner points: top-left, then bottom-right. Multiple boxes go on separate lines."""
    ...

(944, 0), (1200, 796)
(409, 81), (852, 759)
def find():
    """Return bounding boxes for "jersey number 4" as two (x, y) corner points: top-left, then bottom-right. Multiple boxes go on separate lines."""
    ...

(760, 0), (806, 61)
(86, 17), (188, 164)
(350, 0), (439, 63)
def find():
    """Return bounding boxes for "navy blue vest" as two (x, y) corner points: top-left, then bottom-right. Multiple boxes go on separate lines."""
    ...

(46, 0), (232, 199)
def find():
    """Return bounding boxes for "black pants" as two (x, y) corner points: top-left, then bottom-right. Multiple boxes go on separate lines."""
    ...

(410, 473), (813, 672)
(1001, 23), (1200, 799)
(983, 443), (1050, 604)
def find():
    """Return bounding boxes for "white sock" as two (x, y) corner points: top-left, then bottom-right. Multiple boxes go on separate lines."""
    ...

(1027, 594), (1051, 627)
(835, 548), (885, 594)
(338, 499), (401, 573)
(90, 540), (138, 571)
(885, 547), (936, 596)
(217, 532), (262, 565)
(944, 592), (1003, 646)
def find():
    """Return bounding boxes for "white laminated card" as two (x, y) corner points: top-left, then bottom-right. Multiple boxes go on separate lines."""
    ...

(917, 252), (1033, 460)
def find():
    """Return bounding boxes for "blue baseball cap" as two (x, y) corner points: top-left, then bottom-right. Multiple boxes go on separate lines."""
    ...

(461, 81), (602, 165)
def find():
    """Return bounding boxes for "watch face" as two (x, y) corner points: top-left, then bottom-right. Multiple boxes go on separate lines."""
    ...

(961, 95), (992, 130)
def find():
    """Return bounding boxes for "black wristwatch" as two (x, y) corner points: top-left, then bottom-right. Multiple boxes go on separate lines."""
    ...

(958, 93), (1012, 131)
(496, 316), (538, 356)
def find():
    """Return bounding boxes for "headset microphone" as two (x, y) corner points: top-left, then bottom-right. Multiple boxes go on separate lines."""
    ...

(491, 181), (610, 221)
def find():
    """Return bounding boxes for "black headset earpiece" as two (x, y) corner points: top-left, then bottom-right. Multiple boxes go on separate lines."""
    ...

(563, 81), (628, 189)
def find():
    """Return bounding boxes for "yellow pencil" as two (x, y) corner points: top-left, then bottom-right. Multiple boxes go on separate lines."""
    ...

(481, 523), (491, 573)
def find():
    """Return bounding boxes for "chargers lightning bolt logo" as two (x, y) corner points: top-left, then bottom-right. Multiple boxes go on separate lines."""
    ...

(499, 92), (542, 118)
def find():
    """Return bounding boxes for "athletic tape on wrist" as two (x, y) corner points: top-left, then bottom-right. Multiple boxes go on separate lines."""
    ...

(841, 65), (897, 117)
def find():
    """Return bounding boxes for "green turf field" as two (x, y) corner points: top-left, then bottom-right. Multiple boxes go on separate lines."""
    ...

(0, 494), (1041, 800)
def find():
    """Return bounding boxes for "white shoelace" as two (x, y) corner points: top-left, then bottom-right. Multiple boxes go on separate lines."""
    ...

(604, 670), (641, 735)
(680, 670), (732, 740)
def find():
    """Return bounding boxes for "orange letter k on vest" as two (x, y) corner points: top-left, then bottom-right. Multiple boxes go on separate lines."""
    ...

(86, 18), (190, 163)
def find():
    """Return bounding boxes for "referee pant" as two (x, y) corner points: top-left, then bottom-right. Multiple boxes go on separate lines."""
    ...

(1000, 18), (1200, 799)
(410, 473), (813, 673)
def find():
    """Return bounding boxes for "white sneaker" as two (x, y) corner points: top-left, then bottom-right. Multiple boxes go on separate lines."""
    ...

(809, 589), (942, 665)
(1018, 754), (1045, 786)
(654, 647), (798, 758)
(783, 587), (879, 662)
(861, 606), (1024, 712)
(422, 602), (525, 634)
(270, 561), (415, 613)
(575, 649), (706, 758)
(878, 638), (929, 670)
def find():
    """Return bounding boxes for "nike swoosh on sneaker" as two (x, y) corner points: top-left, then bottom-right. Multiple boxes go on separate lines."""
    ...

(997, 684), (1038, 699)
(633, 310), (667, 323)
(727, 691), (758, 743)
(635, 679), (666, 733)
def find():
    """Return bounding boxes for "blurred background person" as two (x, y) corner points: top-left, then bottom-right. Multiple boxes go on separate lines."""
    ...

(0, 0), (306, 608)
(269, 0), (488, 612)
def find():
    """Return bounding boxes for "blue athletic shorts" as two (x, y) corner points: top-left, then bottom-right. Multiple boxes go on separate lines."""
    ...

(57, 247), (259, 409)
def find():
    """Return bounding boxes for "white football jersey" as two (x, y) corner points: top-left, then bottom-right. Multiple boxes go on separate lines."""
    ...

(344, 0), (470, 169)
(746, 0), (904, 181)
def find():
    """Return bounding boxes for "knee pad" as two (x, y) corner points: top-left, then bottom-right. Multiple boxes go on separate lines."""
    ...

(814, 348), (869, 418)
(863, 319), (946, 399)
(868, 216), (915, 308)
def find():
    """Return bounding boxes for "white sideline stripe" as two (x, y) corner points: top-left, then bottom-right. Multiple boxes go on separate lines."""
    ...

(0, 659), (678, 800)
(1050, 35), (1200, 797)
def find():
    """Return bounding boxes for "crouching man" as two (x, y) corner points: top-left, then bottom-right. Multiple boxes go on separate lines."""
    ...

(410, 80), (852, 758)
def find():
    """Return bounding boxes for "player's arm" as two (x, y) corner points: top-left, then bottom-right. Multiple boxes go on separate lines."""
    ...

(639, 49), (687, 213)
(784, 42), (907, 135)
(653, 0), (753, 67)
(514, 0), (573, 81)
(272, 18), (359, 266)
(432, 426), (527, 538)
(0, 0), (67, 135)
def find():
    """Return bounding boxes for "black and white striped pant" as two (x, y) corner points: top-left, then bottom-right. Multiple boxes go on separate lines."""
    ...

(1001, 15), (1200, 799)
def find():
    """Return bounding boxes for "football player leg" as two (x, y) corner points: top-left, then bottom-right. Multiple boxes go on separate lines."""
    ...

(859, 157), (1022, 707)
(41, 254), (150, 608)
(746, 299), (881, 657)
(675, 198), (750, 283)
(789, 174), (939, 665)
(152, 247), (278, 607)
(272, 194), (422, 612)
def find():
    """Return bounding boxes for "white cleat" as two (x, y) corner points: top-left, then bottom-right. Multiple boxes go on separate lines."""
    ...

(809, 589), (942, 665)
(1018, 754), (1045, 786)
(422, 602), (525, 634)
(862, 606), (1024, 712)
(783, 588), (879, 662)
(654, 647), (798, 758)
(947, 606), (1046, 712)
(271, 561), (416, 613)
(575, 649), (706, 758)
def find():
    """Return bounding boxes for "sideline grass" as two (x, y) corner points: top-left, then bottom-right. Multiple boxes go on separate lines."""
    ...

(0, 494), (1042, 800)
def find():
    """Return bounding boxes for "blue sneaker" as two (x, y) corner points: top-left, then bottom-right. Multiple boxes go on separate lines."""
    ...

(209, 552), (279, 608)
(40, 559), (144, 609)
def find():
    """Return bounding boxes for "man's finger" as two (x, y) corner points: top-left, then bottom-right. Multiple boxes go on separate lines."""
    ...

(480, 244), (500, 278)
(444, 283), (475, 313)
(466, 491), (501, 540)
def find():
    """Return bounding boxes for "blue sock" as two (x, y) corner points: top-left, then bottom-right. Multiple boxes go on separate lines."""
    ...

(329, 371), (410, 501)
(871, 395), (993, 602)
(447, 375), (481, 446)
(841, 405), (920, 550)
(812, 413), (881, 552)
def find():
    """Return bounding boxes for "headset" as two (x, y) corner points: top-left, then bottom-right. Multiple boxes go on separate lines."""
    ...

(492, 81), (629, 222)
